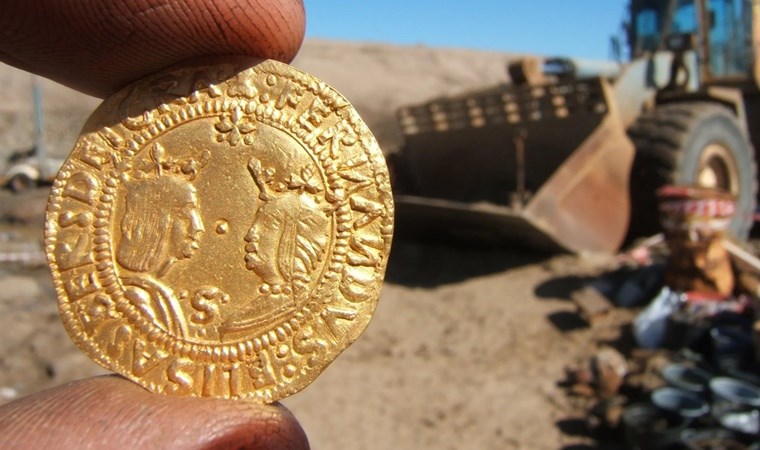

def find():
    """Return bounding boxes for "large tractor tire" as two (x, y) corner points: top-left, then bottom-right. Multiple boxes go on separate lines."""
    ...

(628, 102), (757, 240)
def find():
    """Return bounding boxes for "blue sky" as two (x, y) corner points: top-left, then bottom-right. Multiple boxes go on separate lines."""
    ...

(306, 1), (629, 60)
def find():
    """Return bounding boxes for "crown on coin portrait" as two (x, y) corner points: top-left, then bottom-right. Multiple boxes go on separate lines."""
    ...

(247, 157), (324, 201)
(114, 142), (211, 182)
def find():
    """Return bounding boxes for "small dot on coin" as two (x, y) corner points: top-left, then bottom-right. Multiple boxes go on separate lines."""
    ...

(216, 220), (229, 234)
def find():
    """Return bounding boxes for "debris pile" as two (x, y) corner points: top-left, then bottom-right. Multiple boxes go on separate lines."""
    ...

(563, 186), (760, 449)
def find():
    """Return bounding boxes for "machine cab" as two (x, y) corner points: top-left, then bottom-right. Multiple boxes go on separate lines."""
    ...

(628, 0), (756, 83)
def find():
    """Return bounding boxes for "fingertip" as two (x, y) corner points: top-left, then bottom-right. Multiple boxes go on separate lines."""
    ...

(203, 402), (310, 450)
(0, 0), (307, 97)
(0, 376), (310, 450)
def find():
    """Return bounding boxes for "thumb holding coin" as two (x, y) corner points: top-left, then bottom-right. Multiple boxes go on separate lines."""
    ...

(0, 0), (306, 97)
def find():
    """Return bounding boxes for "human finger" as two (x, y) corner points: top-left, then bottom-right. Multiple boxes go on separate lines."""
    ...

(0, 375), (309, 450)
(0, 0), (306, 97)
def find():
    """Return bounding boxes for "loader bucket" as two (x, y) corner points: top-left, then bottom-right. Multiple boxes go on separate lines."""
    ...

(394, 77), (634, 253)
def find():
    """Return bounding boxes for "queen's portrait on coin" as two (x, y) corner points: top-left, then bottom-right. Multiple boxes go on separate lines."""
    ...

(223, 157), (330, 336)
(116, 143), (209, 338)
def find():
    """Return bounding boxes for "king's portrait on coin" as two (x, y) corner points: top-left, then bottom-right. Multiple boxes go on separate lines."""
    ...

(116, 143), (209, 339)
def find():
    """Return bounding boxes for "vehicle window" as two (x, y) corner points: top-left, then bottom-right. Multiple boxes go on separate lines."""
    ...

(672, 0), (698, 33)
(635, 8), (661, 53)
(708, 0), (750, 77)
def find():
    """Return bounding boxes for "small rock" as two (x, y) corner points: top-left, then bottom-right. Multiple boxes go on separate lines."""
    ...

(569, 383), (595, 397)
(593, 347), (627, 398)
(0, 386), (18, 401)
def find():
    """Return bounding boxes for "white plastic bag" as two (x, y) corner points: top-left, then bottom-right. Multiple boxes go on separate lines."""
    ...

(633, 287), (682, 349)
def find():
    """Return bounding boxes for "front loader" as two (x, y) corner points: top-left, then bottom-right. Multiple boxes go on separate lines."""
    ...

(390, 0), (760, 253)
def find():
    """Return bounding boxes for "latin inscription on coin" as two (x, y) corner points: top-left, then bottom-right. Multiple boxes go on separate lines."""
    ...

(45, 58), (394, 402)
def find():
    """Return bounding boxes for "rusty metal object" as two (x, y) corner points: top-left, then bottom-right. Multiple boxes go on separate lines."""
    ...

(507, 57), (545, 86)
(658, 185), (735, 296)
(394, 76), (632, 253)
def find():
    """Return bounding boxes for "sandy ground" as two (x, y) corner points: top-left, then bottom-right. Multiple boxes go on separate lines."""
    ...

(0, 40), (623, 449)
(283, 246), (617, 450)
(0, 201), (616, 449)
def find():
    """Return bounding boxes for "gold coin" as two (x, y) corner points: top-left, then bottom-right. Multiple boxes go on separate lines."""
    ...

(44, 58), (394, 402)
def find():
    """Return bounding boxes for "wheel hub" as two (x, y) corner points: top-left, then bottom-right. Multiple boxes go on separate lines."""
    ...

(697, 143), (739, 195)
